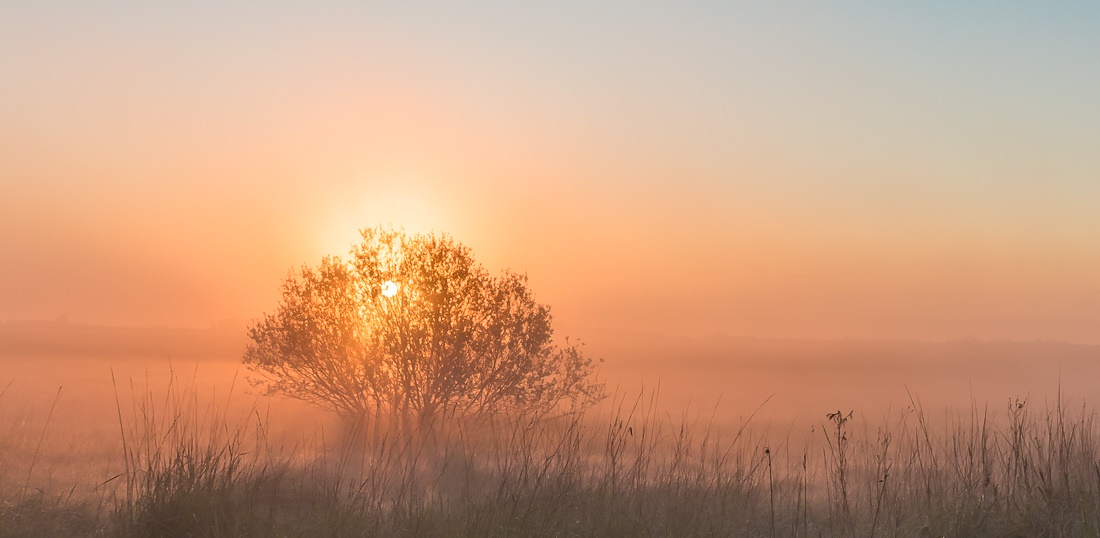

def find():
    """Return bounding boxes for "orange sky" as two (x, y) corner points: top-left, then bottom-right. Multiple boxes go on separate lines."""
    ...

(2, 3), (1099, 342)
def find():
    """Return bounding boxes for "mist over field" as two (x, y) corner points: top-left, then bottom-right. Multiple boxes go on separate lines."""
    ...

(5, 319), (1099, 460)
(6, 1), (1100, 535)
(8, 320), (1100, 427)
(5, 320), (1100, 536)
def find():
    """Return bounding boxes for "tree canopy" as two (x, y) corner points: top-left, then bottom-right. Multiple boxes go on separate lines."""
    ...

(244, 227), (604, 424)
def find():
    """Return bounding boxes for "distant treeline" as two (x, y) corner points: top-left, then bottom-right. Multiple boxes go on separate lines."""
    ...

(0, 320), (247, 360)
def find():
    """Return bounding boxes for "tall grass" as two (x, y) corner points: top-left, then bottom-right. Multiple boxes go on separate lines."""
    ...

(2, 374), (1100, 537)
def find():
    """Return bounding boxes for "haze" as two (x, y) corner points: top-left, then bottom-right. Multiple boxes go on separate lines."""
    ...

(3, 2), (1100, 343)
(6, 5), (1100, 534)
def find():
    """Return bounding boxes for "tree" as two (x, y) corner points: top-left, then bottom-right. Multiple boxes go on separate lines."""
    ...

(244, 227), (604, 426)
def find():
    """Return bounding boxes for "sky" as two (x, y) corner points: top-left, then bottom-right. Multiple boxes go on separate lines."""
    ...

(2, 2), (1099, 342)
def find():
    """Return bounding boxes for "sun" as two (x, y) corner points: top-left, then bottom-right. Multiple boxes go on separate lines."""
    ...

(381, 281), (399, 298)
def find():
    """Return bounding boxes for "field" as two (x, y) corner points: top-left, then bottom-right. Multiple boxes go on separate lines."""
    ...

(3, 322), (1100, 537)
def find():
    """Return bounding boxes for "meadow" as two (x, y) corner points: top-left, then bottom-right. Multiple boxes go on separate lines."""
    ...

(3, 323), (1100, 537)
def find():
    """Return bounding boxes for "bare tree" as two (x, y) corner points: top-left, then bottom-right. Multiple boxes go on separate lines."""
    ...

(244, 227), (604, 426)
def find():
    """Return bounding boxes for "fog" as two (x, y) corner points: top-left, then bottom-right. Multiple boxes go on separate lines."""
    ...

(5, 319), (1098, 455)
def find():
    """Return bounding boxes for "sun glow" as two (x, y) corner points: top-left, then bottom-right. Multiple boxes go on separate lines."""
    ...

(319, 178), (456, 257)
(381, 281), (399, 298)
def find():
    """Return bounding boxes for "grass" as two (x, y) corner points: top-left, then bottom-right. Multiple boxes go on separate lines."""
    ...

(2, 374), (1100, 537)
